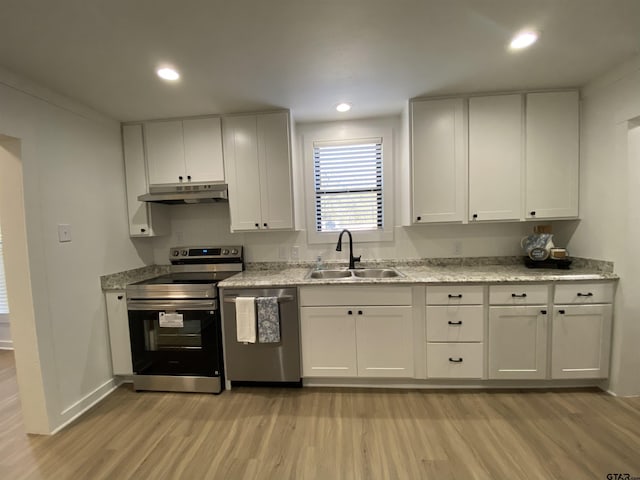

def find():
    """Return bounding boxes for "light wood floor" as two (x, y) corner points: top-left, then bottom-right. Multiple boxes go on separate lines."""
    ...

(1, 350), (640, 479)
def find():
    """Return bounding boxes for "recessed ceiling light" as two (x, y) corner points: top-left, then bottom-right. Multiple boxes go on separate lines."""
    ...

(510, 31), (538, 50)
(157, 67), (180, 81)
(336, 103), (352, 112)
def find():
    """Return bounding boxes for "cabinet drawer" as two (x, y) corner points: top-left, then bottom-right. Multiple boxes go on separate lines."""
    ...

(426, 285), (484, 305)
(427, 343), (484, 379)
(299, 286), (412, 306)
(489, 284), (549, 305)
(426, 306), (484, 342)
(554, 283), (614, 304)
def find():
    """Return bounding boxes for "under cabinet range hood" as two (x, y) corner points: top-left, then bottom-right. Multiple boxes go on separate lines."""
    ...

(138, 183), (228, 204)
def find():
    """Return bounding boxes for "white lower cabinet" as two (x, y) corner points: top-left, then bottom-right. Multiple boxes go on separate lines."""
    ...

(427, 343), (484, 378)
(299, 286), (414, 379)
(552, 304), (613, 379)
(300, 306), (413, 378)
(105, 291), (133, 376)
(488, 306), (548, 380)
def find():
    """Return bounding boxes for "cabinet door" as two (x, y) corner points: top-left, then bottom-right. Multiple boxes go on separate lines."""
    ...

(257, 112), (294, 230)
(411, 98), (465, 223)
(122, 125), (167, 237)
(469, 95), (522, 221)
(489, 306), (548, 379)
(552, 305), (612, 379)
(183, 117), (225, 183)
(105, 291), (133, 375)
(223, 115), (263, 231)
(525, 91), (579, 219)
(300, 307), (357, 377)
(145, 120), (186, 185)
(355, 306), (414, 378)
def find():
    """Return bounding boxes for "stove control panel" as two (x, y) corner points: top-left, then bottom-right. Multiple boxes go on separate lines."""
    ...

(169, 246), (244, 263)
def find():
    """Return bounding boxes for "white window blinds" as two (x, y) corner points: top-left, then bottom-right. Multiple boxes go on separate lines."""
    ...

(0, 229), (8, 314)
(313, 139), (383, 232)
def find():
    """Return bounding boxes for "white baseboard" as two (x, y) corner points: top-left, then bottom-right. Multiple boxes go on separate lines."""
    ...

(51, 377), (123, 435)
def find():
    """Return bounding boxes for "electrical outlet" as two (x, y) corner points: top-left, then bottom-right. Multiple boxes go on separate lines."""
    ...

(453, 241), (462, 256)
(290, 245), (300, 261)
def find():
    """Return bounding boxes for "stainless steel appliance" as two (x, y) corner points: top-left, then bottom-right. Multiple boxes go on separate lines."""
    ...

(221, 287), (301, 385)
(126, 246), (243, 393)
(138, 183), (228, 204)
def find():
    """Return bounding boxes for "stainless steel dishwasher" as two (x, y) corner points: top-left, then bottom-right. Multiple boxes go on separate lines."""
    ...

(220, 287), (301, 386)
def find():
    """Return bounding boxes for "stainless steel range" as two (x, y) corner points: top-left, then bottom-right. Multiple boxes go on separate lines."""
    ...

(126, 246), (243, 394)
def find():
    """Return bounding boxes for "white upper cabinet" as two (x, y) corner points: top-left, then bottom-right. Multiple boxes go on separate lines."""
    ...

(525, 91), (579, 219)
(145, 117), (224, 185)
(468, 95), (523, 222)
(223, 111), (294, 232)
(122, 124), (168, 237)
(411, 98), (466, 223)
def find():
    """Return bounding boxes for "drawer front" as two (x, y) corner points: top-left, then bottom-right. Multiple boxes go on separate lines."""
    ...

(427, 343), (484, 378)
(489, 284), (549, 305)
(299, 286), (412, 306)
(426, 285), (484, 305)
(426, 305), (484, 342)
(554, 282), (614, 304)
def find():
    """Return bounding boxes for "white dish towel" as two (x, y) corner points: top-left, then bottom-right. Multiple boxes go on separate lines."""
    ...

(235, 297), (256, 343)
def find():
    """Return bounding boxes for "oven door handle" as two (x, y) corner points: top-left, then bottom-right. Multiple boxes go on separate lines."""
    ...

(127, 300), (218, 311)
(223, 295), (294, 304)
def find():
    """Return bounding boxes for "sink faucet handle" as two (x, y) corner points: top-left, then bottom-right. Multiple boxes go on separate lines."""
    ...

(353, 255), (361, 264)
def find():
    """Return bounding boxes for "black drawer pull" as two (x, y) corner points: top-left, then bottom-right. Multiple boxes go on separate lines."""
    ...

(348, 310), (353, 315)
(448, 321), (463, 325)
(448, 357), (463, 363)
(577, 292), (594, 297)
(117, 295), (123, 300)
(511, 293), (527, 298)
(358, 310), (363, 315)
(448, 294), (463, 298)
(540, 309), (547, 315)
(558, 309), (566, 314)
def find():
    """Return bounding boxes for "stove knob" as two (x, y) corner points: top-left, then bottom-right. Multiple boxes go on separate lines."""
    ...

(181, 250), (188, 256)
(222, 249), (230, 255)
(172, 251), (179, 257)
(231, 248), (238, 255)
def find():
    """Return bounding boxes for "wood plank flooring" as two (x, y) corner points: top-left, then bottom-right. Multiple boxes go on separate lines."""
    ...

(1, 349), (640, 479)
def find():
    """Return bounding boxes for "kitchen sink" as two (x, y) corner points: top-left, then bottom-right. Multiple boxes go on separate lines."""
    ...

(306, 267), (404, 280)
(352, 268), (400, 278)
(308, 269), (353, 279)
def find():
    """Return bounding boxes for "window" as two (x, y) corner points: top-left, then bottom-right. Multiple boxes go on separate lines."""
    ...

(0, 229), (8, 315)
(313, 140), (383, 233)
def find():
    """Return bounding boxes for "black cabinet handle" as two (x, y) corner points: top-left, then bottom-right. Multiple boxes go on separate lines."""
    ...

(448, 294), (463, 298)
(448, 358), (463, 363)
(117, 295), (123, 300)
(448, 321), (462, 325)
(472, 213), (478, 219)
(577, 292), (594, 297)
(255, 223), (259, 228)
(530, 211), (536, 216)
(540, 310), (547, 314)
(511, 293), (527, 298)
(348, 310), (353, 315)
(416, 216), (422, 221)
(178, 176), (183, 181)
(140, 228), (146, 233)
(358, 310), (363, 315)
(263, 223), (268, 227)
(558, 309), (566, 314)
(187, 175), (191, 181)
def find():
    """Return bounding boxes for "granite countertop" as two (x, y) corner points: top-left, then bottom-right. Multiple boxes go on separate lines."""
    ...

(101, 257), (618, 291)
(218, 258), (618, 288)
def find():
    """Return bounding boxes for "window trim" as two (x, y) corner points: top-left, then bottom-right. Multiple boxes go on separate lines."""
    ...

(303, 127), (394, 244)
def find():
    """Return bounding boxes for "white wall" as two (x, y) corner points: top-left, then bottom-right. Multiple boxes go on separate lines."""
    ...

(152, 116), (578, 264)
(0, 67), (147, 433)
(571, 54), (640, 396)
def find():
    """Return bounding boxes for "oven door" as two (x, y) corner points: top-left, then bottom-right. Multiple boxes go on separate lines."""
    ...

(127, 299), (222, 377)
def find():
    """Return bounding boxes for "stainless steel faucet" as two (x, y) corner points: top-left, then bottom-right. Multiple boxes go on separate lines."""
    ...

(336, 229), (361, 269)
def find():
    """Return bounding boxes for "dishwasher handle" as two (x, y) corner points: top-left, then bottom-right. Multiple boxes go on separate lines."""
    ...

(223, 295), (295, 304)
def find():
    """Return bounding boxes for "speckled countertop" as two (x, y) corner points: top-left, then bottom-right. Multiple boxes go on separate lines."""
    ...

(218, 257), (618, 288)
(101, 257), (617, 291)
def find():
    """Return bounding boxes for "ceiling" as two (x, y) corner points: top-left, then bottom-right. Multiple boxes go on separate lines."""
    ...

(0, 0), (638, 123)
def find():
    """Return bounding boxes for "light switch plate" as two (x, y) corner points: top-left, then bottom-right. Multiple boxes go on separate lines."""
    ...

(58, 224), (72, 243)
